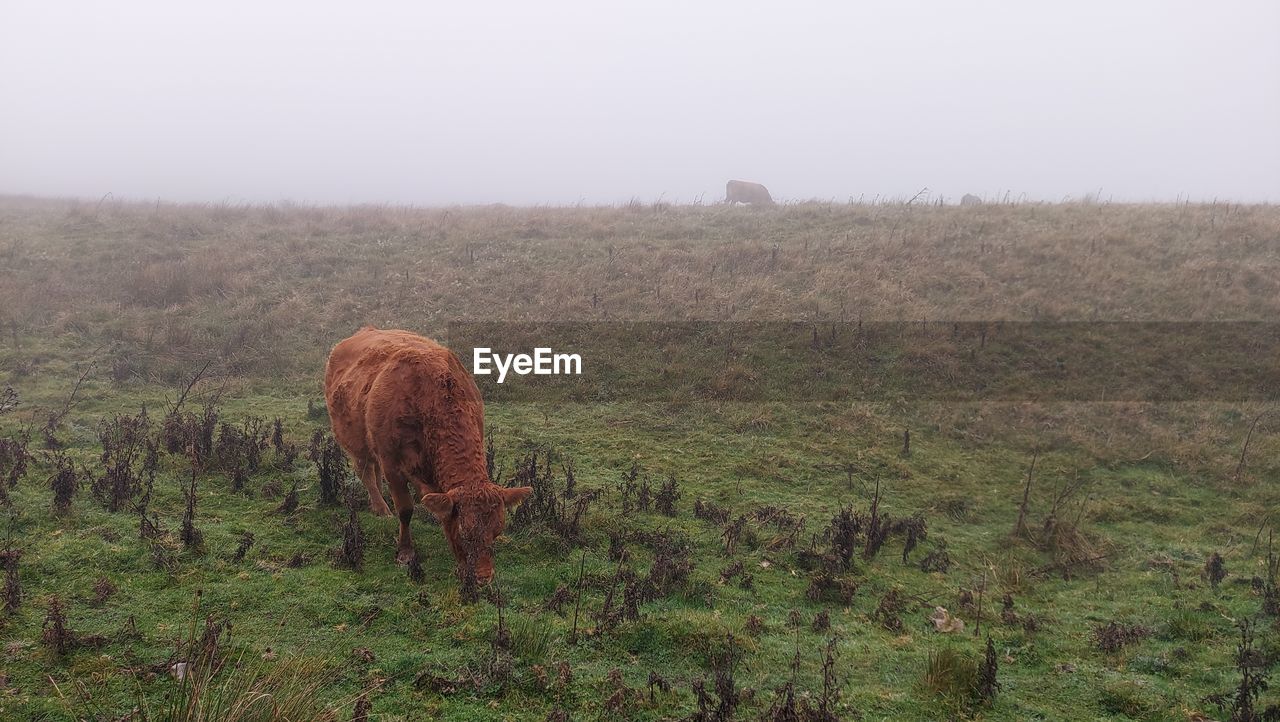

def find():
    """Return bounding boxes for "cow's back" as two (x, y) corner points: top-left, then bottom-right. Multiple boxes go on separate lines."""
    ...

(324, 327), (485, 487)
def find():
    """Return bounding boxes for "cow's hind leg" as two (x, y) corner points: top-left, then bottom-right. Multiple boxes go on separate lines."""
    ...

(385, 471), (418, 564)
(355, 457), (392, 517)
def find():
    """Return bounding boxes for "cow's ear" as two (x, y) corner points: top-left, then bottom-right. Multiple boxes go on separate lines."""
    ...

(500, 486), (533, 511)
(422, 492), (454, 519)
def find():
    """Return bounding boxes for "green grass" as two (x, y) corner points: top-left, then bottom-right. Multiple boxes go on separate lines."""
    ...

(1, 197), (1279, 719)
(3, 374), (1275, 720)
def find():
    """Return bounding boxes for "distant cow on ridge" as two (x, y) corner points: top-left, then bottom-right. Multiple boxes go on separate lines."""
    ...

(961, 193), (983, 206)
(324, 327), (531, 585)
(726, 180), (775, 205)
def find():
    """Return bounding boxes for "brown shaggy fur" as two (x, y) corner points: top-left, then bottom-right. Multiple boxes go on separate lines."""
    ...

(323, 326), (530, 583)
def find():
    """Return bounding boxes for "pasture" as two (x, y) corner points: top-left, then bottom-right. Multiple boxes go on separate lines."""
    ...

(1, 196), (1279, 720)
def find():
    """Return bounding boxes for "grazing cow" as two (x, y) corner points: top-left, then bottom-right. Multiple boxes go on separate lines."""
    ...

(961, 193), (983, 206)
(323, 327), (531, 584)
(726, 180), (776, 205)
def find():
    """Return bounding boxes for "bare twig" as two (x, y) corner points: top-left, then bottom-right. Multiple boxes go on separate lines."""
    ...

(1249, 516), (1274, 557)
(1234, 409), (1275, 482)
(45, 360), (97, 436)
(973, 572), (986, 638)
(905, 187), (930, 206)
(168, 360), (215, 416)
(1013, 450), (1038, 539)
(569, 549), (587, 644)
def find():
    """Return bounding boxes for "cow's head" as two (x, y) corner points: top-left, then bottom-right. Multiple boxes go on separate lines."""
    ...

(421, 483), (532, 585)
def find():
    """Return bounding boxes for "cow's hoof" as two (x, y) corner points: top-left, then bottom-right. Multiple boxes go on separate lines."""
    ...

(396, 547), (417, 565)
(372, 505), (393, 518)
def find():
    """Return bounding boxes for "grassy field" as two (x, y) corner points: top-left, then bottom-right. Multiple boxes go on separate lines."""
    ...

(1, 195), (1279, 720)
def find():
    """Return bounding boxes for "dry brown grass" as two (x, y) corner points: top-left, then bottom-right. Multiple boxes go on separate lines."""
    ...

(3, 195), (1279, 479)
(4, 197), (1277, 347)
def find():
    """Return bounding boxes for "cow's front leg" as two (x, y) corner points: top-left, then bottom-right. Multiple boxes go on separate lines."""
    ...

(386, 472), (417, 565)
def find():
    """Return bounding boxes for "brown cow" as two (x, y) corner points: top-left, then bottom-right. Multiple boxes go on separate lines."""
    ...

(323, 327), (531, 583)
(725, 179), (775, 205)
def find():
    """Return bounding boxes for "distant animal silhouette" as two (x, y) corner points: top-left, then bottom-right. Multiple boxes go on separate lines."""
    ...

(323, 326), (531, 585)
(726, 180), (775, 205)
(961, 194), (983, 206)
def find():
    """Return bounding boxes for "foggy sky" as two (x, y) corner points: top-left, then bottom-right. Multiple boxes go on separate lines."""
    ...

(2, 1), (1278, 206)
